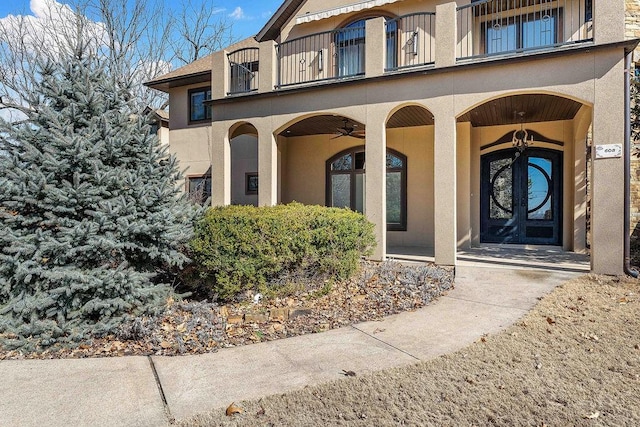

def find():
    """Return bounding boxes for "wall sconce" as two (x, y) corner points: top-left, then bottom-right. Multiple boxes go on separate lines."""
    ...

(410, 30), (419, 55)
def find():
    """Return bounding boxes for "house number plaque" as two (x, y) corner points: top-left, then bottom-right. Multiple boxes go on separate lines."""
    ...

(595, 144), (622, 159)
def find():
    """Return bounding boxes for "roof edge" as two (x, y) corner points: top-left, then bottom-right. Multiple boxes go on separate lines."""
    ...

(144, 70), (211, 91)
(256, 0), (305, 42)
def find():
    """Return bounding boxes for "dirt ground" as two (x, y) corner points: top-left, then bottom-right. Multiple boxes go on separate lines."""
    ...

(180, 274), (640, 427)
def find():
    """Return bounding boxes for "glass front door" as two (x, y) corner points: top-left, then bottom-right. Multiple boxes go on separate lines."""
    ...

(481, 149), (562, 245)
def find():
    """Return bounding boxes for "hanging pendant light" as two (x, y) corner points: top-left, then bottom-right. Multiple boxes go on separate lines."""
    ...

(512, 111), (533, 154)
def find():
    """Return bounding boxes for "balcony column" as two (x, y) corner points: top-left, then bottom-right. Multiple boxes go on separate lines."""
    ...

(257, 123), (279, 206)
(435, 1), (457, 68)
(591, 52), (625, 274)
(365, 109), (387, 261)
(365, 17), (386, 78)
(211, 50), (229, 99)
(433, 103), (457, 266)
(594, 0), (625, 44)
(258, 41), (276, 93)
(210, 121), (231, 206)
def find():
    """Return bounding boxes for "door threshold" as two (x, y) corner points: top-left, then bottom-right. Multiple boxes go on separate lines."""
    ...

(478, 243), (564, 251)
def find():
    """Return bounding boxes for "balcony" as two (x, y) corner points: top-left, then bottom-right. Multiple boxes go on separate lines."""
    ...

(457, 0), (593, 61)
(216, 0), (599, 97)
(276, 13), (436, 88)
(227, 48), (260, 95)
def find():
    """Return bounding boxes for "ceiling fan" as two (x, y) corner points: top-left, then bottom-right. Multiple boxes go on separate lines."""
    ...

(332, 118), (365, 139)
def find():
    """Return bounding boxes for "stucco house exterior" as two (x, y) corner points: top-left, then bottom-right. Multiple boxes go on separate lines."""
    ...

(146, 0), (638, 275)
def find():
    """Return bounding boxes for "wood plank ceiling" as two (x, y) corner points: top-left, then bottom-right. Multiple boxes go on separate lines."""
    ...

(277, 94), (583, 137)
(457, 94), (583, 127)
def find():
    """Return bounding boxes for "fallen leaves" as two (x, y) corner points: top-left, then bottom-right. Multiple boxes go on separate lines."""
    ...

(584, 411), (600, 419)
(0, 262), (448, 360)
(225, 402), (243, 416)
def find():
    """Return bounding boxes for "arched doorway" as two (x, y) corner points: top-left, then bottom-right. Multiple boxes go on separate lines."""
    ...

(481, 148), (562, 245)
(229, 123), (258, 206)
(457, 92), (589, 251)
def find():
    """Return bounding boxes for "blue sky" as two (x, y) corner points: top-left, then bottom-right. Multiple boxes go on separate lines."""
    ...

(0, 0), (283, 40)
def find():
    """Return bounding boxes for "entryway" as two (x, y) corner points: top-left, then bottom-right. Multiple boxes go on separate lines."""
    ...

(480, 148), (562, 245)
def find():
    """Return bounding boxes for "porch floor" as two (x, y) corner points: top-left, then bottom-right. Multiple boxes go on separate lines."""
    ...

(387, 245), (590, 273)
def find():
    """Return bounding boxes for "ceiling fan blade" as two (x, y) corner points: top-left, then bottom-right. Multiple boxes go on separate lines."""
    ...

(330, 134), (344, 140)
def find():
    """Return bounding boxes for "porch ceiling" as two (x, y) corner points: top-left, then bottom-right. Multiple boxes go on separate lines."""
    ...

(457, 94), (584, 127)
(280, 106), (433, 137)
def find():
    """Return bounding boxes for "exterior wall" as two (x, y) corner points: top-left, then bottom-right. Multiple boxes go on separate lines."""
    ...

(387, 126), (434, 248)
(282, 126), (434, 249)
(167, 83), (212, 188)
(231, 135), (259, 206)
(152, 0), (632, 272)
(626, 0), (640, 239)
(208, 48), (622, 267)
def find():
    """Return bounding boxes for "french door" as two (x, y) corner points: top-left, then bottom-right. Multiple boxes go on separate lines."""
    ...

(481, 149), (562, 245)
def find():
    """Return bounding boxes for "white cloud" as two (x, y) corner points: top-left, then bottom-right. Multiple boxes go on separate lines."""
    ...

(229, 7), (245, 20)
(0, 0), (108, 57)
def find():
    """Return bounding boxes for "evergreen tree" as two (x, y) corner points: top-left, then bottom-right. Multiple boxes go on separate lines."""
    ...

(0, 40), (196, 351)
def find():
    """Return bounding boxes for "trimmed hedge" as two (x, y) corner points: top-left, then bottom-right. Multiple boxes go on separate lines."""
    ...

(188, 203), (376, 300)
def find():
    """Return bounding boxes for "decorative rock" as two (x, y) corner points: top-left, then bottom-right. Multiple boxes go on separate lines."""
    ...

(245, 313), (269, 324)
(290, 308), (313, 319)
(226, 314), (244, 325)
(220, 306), (229, 317)
(269, 308), (290, 321)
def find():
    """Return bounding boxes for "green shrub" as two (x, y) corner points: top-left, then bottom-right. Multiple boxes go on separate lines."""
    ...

(188, 203), (376, 300)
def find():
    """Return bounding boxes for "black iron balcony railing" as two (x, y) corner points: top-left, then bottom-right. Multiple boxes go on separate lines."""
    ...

(457, 0), (593, 61)
(227, 47), (259, 95)
(385, 12), (436, 71)
(277, 24), (366, 88)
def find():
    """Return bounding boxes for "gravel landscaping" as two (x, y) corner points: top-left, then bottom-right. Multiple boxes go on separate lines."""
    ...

(0, 260), (454, 359)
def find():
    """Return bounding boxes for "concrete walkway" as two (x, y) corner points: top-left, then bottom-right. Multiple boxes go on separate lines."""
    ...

(0, 264), (583, 426)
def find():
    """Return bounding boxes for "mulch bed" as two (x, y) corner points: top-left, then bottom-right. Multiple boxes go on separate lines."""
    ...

(0, 260), (453, 360)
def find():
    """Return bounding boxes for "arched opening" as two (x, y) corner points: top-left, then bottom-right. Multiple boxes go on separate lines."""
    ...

(456, 92), (591, 253)
(230, 123), (258, 206)
(385, 104), (434, 256)
(276, 114), (365, 207)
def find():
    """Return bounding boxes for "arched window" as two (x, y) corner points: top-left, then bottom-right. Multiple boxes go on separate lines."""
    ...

(335, 17), (397, 77)
(326, 146), (407, 231)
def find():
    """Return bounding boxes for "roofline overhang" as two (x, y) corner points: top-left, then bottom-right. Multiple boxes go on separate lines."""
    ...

(144, 71), (211, 92)
(256, 0), (305, 42)
(207, 39), (640, 106)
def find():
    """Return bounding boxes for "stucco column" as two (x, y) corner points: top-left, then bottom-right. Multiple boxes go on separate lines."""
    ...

(365, 111), (387, 261)
(594, 0), (625, 44)
(258, 126), (279, 206)
(435, 1), (457, 68)
(259, 41), (276, 93)
(433, 105), (457, 265)
(210, 121), (231, 206)
(211, 50), (228, 100)
(365, 17), (386, 78)
(591, 51), (626, 275)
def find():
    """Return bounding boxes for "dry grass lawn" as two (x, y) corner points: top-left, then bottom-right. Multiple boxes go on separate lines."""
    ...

(180, 274), (640, 427)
